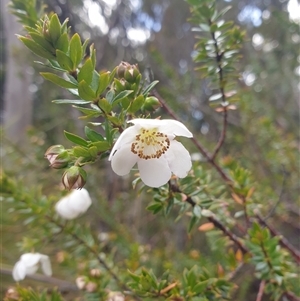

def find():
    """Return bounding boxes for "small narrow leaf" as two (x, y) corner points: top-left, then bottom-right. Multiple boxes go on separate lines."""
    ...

(142, 80), (159, 96)
(112, 90), (133, 104)
(56, 50), (74, 71)
(78, 80), (96, 101)
(18, 36), (56, 60)
(64, 131), (88, 147)
(84, 126), (104, 142)
(49, 14), (61, 44)
(52, 99), (91, 104)
(69, 33), (83, 68)
(41, 72), (77, 89)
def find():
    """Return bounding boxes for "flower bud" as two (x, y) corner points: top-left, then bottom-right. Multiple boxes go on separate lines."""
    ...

(86, 282), (97, 293)
(141, 96), (161, 113)
(62, 166), (87, 190)
(76, 276), (87, 290)
(106, 292), (125, 301)
(45, 145), (70, 169)
(124, 64), (140, 83)
(116, 61), (129, 78)
(5, 287), (19, 300)
(90, 268), (101, 277)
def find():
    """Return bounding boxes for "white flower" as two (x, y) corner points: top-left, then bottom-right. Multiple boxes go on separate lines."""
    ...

(12, 253), (52, 281)
(109, 118), (193, 187)
(55, 188), (92, 220)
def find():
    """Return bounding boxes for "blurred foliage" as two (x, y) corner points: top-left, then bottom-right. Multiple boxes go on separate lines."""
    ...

(1, 0), (299, 300)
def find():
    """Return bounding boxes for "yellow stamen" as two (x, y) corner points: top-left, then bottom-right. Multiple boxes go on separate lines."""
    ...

(131, 128), (170, 160)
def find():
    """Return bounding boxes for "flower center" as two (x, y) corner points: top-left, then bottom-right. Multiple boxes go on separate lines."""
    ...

(131, 128), (170, 160)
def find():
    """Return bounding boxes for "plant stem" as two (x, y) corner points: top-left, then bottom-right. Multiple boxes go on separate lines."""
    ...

(255, 280), (265, 301)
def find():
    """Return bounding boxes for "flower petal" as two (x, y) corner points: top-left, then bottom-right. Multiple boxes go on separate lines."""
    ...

(55, 195), (80, 219)
(12, 260), (26, 281)
(166, 140), (192, 178)
(158, 120), (193, 138)
(137, 157), (171, 187)
(129, 119), (193, 138)
(109, 126), (138, 161)
(111, 144), (138, 176)
(20, 253), (41, 268)
(68, 189), (92, 214)
(39, 255), (52, 276)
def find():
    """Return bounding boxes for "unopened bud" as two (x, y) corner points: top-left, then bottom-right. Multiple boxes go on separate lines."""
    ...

(141, 96), (161, 113)
(5, 287), (19, 300)
(116, 61), (129, 78)
(62, 166), (87, 190)
(106, 292), (125, 301)
(45, 145), (70, 169)
(86, 282), (97, 293)
(124, 64), (140, 83)
(90, 268), (101, 277)
(76, 276), (87, 290)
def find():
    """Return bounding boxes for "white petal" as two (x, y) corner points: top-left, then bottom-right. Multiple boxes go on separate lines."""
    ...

(20, 253), (41, 268)
(109, 126), (138, 161)
(39, 255), (52, 276)
(111, 144), (138, 176)
(137, 157), (171, 187)
(129, 119), (193, 138)
(68, 189), (92, 214)
(166, 140), (192, 178)
(55, 196), (80, 219)
(158, 120), (193, 138)
(25, 264), (39, 275)
(12, 260), (26, 281)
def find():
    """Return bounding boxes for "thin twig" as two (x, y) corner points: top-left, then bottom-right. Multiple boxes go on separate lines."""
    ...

(46, 216), (141, 300)
(255, 280), (265, 301)
(0, 266), (78, 292)
(283, 291), (300, 301)
(207, 215), (248, 254)
(210, 109), (228, 160)
(264, 167), (287, 221)
(255, 213), (300, 264)
(170, 184), (248, 254)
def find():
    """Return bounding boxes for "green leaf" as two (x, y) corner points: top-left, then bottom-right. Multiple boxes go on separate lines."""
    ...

(128, 95), (145, 113)
(128, 270), (141, 282)
(56, 49), (74, 71)
(91, 141), (110, 152)
(56, 32), (69, 53)
(73, 106), (101, 116)
(29, 32), (56, 54)
(193, 205), (202, 218)
(18, 36), (56, 60)
(98, 98), (112, 113)
(49, 14), (61, 44)
(40, 72), (77, 88)
(84, 126), (104, 142)
(77, 58), (94, 84)
(112, 90), (134, 105)
(52, 99), (91, 104)
(69, 33), (83, 68)
(88, 146), (98, 158)
(188, 216), (198, 233)
(97, 71), (110, 96)
(78, 80), (96, 101)
(142, 80), (159, 96)
(73, 146), (90, 157)
(64, 131), (88, 147)
(147, 203), (163, 214)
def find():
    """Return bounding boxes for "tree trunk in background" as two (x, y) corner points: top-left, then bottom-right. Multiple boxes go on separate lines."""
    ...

(2, 0), (32, 145)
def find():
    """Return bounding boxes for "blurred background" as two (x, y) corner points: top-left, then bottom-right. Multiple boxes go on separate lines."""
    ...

(1, 0), (299, 300)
